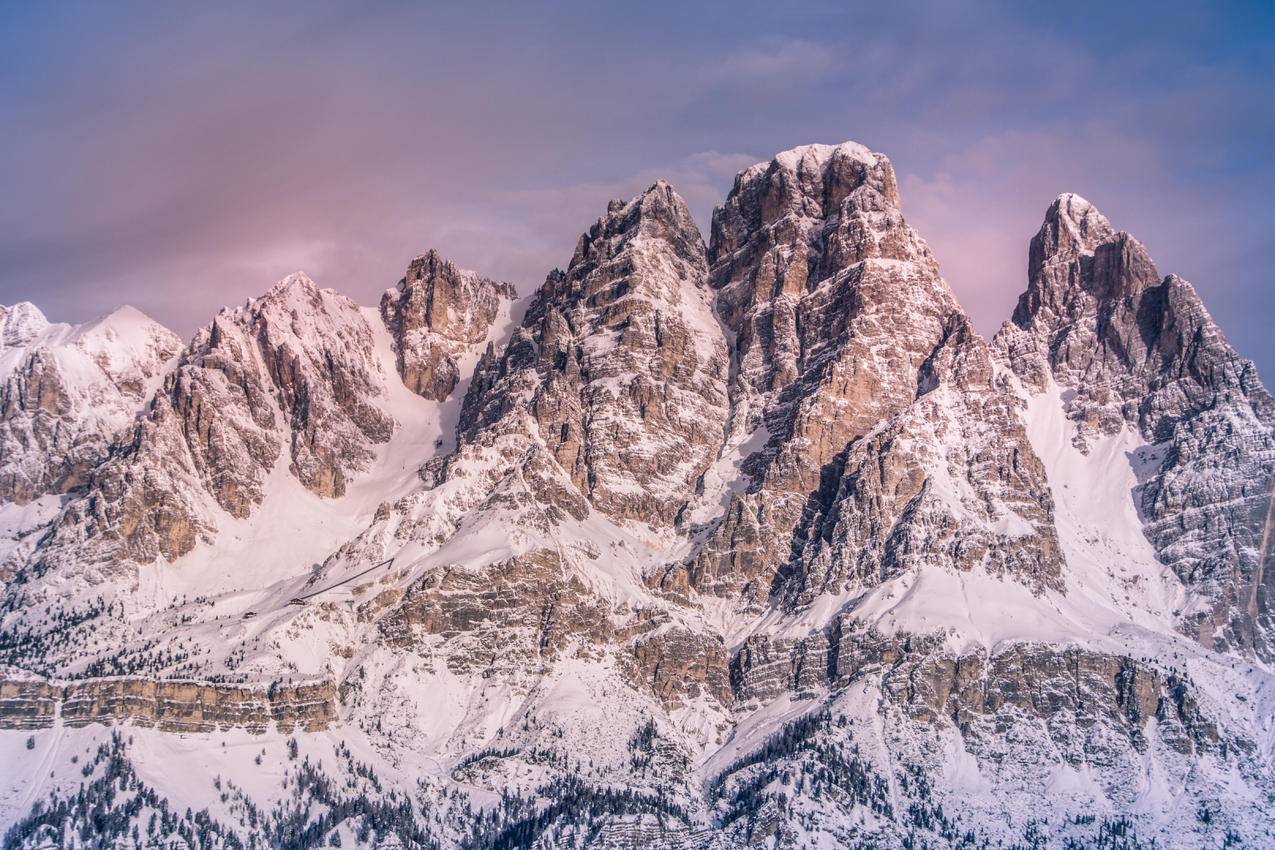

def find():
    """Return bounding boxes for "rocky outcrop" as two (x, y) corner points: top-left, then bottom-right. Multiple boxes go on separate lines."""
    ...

(380, 250), (515, 400)
(0, 304), (180, 504)
(661, 143), (1062, 608)
(0, 676), (335, 733)
(627, 627), (732, 710)
(995, 194), (1275, 661)
(0, 677), (62, 729)
(729, 631), (829, 706)
(377, 550), (615, 674)
(851, 632), (1223, 761)
(730, 622), (1225, 760)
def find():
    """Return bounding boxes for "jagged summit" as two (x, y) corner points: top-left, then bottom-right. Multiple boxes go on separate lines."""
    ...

(0, 301), (179, 508)
(745, 140), (881, 188)
(246, 270), (328, 312)
(0, 302), (52, 348)
(433, 178), (729, 528)
(269, 269), (317, 290)
(996, 195), (1275, 663)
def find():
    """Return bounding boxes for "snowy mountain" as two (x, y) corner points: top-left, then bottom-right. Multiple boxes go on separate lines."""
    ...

(0, 143), (1272, 850)
(0, 302), (181, 573)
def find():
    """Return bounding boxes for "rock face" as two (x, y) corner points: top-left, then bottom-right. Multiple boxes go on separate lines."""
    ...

(995, 194), (1275, 661)
(730, 622), (1224, 758)
(0, 675), (334, 733)
(435, 179), (730, 528)
(662, 142), (1062, 607)
(830, 626), (1222, 756)
(380, 250), (515, 400)
(0, 303), (180, 504)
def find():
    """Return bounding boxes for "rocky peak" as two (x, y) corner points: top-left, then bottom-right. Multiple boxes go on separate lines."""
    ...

(0, 304), (180, 506)
(0, 302), (51, 348)
(28, 272), (400, 574)
(709, 142), (935, 418)
(664, 142), (1063, 608)
(1024, 193), (1113, 279)
(715, 142), (900, 251)
(1009, 195), (1163, 378)
(439, 180), (729, 529)
(379, 250), (514, 400)
(568, 179), (705, 275)
(998, 195), (1273, 434)
(995, 196), (1275, 661)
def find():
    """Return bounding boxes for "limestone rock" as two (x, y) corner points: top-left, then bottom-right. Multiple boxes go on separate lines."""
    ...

(0, 304), (180, 505)
(448, 180), (730, 528)
(663, 143), (1062, 607)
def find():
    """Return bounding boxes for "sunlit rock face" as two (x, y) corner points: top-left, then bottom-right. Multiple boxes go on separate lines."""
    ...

(448, 179), (731, 529)
(28, 274), (400, 576)
(662, 142), (1063, 608)
(995, 193), (1275, 662)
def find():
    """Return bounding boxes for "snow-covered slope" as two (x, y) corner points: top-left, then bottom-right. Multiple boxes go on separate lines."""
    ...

(0, 146), (1272, 850)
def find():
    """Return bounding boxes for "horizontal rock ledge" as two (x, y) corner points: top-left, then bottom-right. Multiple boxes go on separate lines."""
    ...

(0, 675), (335, 733)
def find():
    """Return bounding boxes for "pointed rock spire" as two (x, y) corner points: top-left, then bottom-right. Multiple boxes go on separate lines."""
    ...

(442, 180), (730, 528)
(996, 195), (1275, 661)
(380, 250), (514, 400)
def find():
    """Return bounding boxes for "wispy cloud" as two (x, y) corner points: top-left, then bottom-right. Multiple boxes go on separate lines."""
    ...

(711, 37), (842, 84)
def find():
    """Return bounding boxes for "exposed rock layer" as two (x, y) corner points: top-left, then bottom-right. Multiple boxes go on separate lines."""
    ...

(0, 676), (335, 733)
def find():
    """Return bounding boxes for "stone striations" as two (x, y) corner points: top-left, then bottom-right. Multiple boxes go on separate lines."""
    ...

(995, 194), (1275, 661)
(661, 142), (1062, 607)
(437, 179), (730, 528)
(0, 675), (334, 733)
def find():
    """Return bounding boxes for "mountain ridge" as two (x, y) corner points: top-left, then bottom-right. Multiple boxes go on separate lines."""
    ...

(0, 142), (1272, 850)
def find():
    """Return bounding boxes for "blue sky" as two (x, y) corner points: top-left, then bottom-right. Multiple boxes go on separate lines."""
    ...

(1, 1), (1272, 376)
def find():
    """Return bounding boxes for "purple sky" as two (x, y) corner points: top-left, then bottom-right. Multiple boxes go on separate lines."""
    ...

(2, 2), (1272, 377)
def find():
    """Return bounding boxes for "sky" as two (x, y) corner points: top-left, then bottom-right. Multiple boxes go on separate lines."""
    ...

(2, 1), (1273, 376)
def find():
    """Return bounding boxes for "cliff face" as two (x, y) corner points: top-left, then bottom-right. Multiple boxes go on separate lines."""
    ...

(380, 250), (515, 401)
(24, 274), (398, 576)
(450, 179), (730, 528)
(0, 676), (334, 733)
(661, 142), (1062, 608)
(995, 194), (1275, 662)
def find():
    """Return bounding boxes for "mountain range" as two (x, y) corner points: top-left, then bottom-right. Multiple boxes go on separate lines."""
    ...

(0, 141), (1271, 850)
